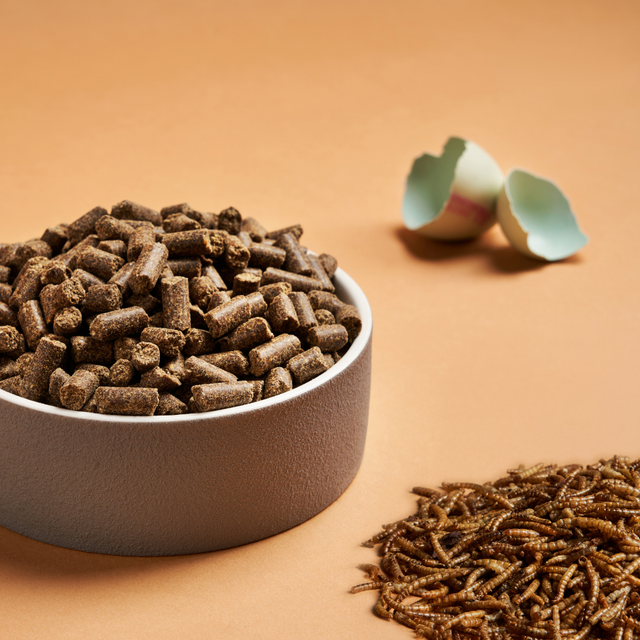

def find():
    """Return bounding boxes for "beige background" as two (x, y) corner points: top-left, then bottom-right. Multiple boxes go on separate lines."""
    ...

(1, 1), (639, 637)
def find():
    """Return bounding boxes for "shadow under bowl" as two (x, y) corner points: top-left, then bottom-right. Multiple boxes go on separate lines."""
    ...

(0, 267), (372, 556)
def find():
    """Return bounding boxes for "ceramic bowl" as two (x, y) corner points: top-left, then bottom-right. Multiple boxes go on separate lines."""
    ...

(0, 268), (372, 556)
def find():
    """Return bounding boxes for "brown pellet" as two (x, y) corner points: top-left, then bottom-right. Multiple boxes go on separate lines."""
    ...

(84, 284), (123, 314)
(53, 306), (83, 336)
(16, 352), (35, 377)
(307, 253), (335, 292)
(0, 283), (11, 304)
(287, 347), (330, 385)
(97, 239), (128, 260)
(0, 325), (20, 353)
(207, 290), (231, 311)
(259, 282), (293, 304)
(261, 267), (323, 293)
(66, 206), (109, 246)
(222, 317), (274, 352)
(94, 386), (159, 416)
(314, 308), (335, 325)
(218, 207), (242, 235)
(9, 256), (48, 309)
(108, 261), (136, 294)
(336, 304), (362, 341)
(130, 341), (161, 372)
(114, 336), (139, 360)
(199, 351), (250, 377)
(21, 335), (67, 402)
(5, 333), (26, 360)
(266, 224), (303, 240)
(127, 224), (155, 262)
(95, 215), (135, 243)
(18, 299), (49, 350)
(183, 328), (216, 356)
(140, 366), (181, 391)
(167, 258), (202, 279)
(0, 265), (10, 283)
(241, 217), (268, 242)
(307, 324), (349, 352)
(189, 276), (217, 310)
(125, 293), (160, 315)
(89, 307), (149, 342)
(0, 356), (19, 381)
(248, 333), (302, 377)
(275, 232), (313, 276)
(109, 358), (136, 386)
(163, 213), (200, 233)
(75, 363), (110, 385)
(263, 367), (293, 399)
(267, 293), (299, 333)
(318, 253), (338, 278)
(48, 367), (71, 402)
(40, 261), (71, 286)
(191, 381), (253, 412)
(55, 276), (87, 312)
(148, 311), (164, 327)
(203, 264), (227, 290)
(248, 242), (286, 270)
(224, 235), (251, 271)
(70, 335), (114, 366)
(0, 302), (18, 328)
(111, 200), (162, 226)
(72, 268), (104, 291)
(162, 229), (217, 257)
(245, 291), (267, 318)
(185, 356), (238, 385)
(164, 352), (186, 381)
(232, 271), (261, 297)
(40, 226), (68, 254)
(0, 375), (22, 396)
(155, 392), (187, 415)
(307, 290), (345, 315)
(161, 276), (190, 331)
(140, 327), (185, 357)
(129, 243), (169, 295)
(204, 295), (253, 339)
(76, 246), (125, 281)
(288, 291), (318, 336)
(59, 369), (100, 411)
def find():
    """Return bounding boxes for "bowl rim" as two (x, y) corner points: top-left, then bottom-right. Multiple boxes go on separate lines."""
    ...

(0, 266), (372, 423)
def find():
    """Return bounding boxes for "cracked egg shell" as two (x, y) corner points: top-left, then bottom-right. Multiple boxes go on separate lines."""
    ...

(496, 168), (588, 261)
(402, 137), (504, 241)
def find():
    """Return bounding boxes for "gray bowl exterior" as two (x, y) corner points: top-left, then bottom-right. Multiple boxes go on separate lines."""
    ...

(0, 274), (371, 556)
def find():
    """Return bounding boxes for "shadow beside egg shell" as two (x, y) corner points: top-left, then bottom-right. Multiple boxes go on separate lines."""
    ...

(402, 137), (504, 241)
(496, 169), (588, 261)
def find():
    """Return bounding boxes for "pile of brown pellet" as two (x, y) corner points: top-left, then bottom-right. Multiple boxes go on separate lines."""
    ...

(0, 201), (361, 415)
(353, 456), (640, 640)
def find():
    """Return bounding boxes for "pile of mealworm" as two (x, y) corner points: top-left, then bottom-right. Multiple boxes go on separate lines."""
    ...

(352, 457), (640, 639)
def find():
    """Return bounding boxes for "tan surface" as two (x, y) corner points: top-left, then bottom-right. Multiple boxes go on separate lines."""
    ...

(1, 0), (639, 637)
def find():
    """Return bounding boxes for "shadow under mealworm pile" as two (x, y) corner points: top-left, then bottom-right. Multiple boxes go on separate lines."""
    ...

(352, 456), (640, 640)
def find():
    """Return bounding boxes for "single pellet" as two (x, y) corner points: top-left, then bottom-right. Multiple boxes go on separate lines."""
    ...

(48, 367), (70, 402)
(275, 232), (313, 276)
(114, 336), (139, 360)
(336, 304), (362, 341)
(53, 306), (83, 336)
(167, 258), (202, 279)
(183, 328), (216, 356)
(161, 276), (190, 331)
(266, 224), (303, 241)
(140, 366), (181, 391)
(89, 307), (149, 342)
(55, 235), (99, 269)
(263, 367), (293, 399)
(241, 217), (267, 242)
(140, 327), (185, 357)
(287, 347), (330, 385)
(185, 356), (238, 385)
(307, 324), (349, 352)
(191, 381), (254, 412)
(75, 363), (111, 386)
(0, 357), (19, 381)
(207, 290), (231, 311)
(245, 292), (267, 317)
(0, 375), (22, 396)
(160, 203), (190, 219)
(155, 392), (187, 415)
(222, 317), (274, 352)
(59, 369), (100, 411)
(72, 268), (104, 291)
(70, 336), (114, 366)
(108, 261), (136, 294)
(130, 341), (161, 372)
(248, 243), (286, 270)
(261, 267), (323, 293)
(40, 226), (68, 254)
(307, 290), (345, 315)
(84, 284), (123, 314)
(163, 213), (200, 233)
(232, 272), (261, 297)
(307, 253), (335, 292)
(109, 358), (135, 386)
(9, 257), (48, 309)
(97, 239), (127, 260)
(21, 335), (67, 402)
(76, 246), (125, 281)
(259, 282), (293, 304)
(18, 300), (49, 350)
(218, 207), (242, 235)
(267, 293), (299, 333)
(288, 291), (318, 335)
(162, 229), (217, 257)
(189, 276), (217, 311)
(66, 206), (109, 246)
(111, 200), (162, 226)
(199, 351), (250, 377)
(127, 224), (155, 262)
(95, 215), (135, 243)
(129, 243), (169, 295)
(204, 296), (253, 339)
(40, 261), (71, 286)
(0, 326), (20, 353)
(315, 308), (335, 325)
(203, 264), (227, 290)
(248, 334), (302, 377)
(318, 253), (338, 278)
(0, 303), (18, 328)
(94, 386), (159, 416)
(224, 235), (251, 270)
(125, 293), (160, 315)
(55, 276), (87, 314)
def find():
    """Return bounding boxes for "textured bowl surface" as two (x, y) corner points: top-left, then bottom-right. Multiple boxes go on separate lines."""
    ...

(0, 268), (372, 556)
